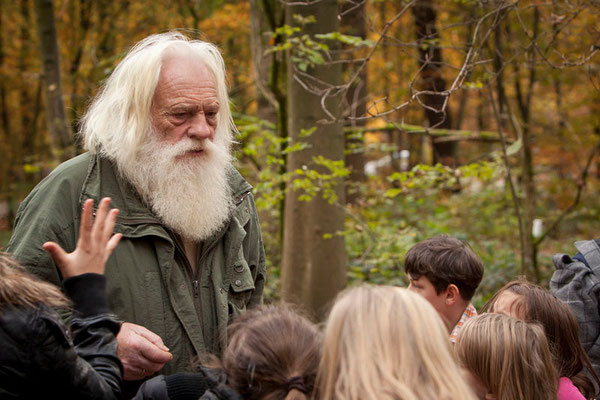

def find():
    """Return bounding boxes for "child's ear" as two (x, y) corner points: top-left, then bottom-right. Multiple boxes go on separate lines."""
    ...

(445, 284), (460, 305)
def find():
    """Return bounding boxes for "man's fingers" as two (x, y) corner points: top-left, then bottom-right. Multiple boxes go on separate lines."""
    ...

(136, 326), (171, 353)
(42, 242), (68, 271)
(139, 345), (172, 364)
(117, 323), (172, 380)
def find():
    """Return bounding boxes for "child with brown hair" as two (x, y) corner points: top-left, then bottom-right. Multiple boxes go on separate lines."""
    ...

(404, 235), (484, 342)
(135, 304), (320, 400)
(484, 280), (600, 400)
(455, 313), (558, 400)
(0, 197), (123, 399)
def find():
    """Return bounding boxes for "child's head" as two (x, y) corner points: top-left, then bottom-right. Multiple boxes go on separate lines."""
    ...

(0, 252), (68, 310)
(220, 304), (320, 400)
(404, 235), (484, 327)
(317, 285), (477, 400)
(455, 313), (558, 400)
(484, 280), (600, 398)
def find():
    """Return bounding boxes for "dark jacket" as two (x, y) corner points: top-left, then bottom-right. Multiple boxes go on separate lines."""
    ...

(7, 152), (267, 376)
(134, 367), (241, 400)
(0, 273), (123, 399)
(551, 239), (600, 378)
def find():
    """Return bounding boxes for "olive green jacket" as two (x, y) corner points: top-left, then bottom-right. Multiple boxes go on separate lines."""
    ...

(7, 152), (266, 375)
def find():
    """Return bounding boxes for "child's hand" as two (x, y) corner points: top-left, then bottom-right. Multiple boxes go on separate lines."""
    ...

(43, 197), (122, 278)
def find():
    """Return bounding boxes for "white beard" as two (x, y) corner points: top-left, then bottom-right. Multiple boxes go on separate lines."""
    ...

(119, 132), (234, 242)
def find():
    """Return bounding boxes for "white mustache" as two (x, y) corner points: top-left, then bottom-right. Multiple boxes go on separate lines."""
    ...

(164, 139), (214, 158)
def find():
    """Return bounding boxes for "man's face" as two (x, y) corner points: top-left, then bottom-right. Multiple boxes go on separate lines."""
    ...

(408, 274), (448, 318)
(150, 53), (219, 162)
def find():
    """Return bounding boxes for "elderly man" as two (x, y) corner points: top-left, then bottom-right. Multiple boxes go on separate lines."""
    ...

(7, 32), (266, 386)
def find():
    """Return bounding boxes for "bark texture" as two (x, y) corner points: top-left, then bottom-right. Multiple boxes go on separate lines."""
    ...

(281, 0), (347, 320)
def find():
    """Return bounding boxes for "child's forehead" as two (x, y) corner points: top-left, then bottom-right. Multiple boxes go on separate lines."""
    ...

(408, 274), (432, 283)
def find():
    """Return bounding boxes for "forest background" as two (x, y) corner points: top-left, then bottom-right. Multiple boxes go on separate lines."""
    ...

(0, 0), (599, 319)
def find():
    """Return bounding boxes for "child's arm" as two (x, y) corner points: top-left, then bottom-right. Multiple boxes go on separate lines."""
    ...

(38, 197), (124, 399)
(42, 197), (122, 278)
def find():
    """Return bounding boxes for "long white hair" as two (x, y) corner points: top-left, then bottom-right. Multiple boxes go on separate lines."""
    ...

(79, 31), (235, 169)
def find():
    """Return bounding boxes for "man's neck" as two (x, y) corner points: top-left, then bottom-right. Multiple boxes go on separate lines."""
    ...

(182, 238), (198, 271)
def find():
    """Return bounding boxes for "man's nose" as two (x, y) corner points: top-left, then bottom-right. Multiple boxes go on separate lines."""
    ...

(187, 113), (213, 140)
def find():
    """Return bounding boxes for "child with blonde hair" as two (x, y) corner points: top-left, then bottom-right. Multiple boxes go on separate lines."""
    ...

(316, 285), (477, 400)
(455, 313), (558, 400)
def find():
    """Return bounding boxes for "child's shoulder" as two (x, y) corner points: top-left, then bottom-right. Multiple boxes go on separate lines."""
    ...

(0, 304), (70, 346)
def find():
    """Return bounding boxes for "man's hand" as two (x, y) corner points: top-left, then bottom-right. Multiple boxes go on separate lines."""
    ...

(43, 197), (122, 278)
(117, 322), (173, 380)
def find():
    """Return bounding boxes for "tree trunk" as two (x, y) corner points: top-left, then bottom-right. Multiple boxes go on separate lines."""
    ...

(0, 0), (9, 141)
(33, 0), (73, 159)
(281, 0), (347, 320)
(342, 0), (367, 203)
(412, 0), (454, 165)
(250, 0), (288, 242)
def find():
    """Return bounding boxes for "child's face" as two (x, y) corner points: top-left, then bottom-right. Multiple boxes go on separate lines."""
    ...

(408, 275), (449, 324)
(491, 291), (524, 319)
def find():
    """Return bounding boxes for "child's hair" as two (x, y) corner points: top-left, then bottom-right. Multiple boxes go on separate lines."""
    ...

(316, 285), (477, 400)
(455, 313), (558, 400)
(404, 235), (483, 300)
(0, 252), (69, 310)
(209, 304), (320, 400)
(484, 279), (600, 398)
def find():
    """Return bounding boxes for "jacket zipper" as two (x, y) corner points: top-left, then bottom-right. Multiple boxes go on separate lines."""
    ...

(193, 189), (252, 295)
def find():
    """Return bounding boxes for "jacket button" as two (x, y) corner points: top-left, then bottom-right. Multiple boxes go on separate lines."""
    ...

(234, 264), (244, 273)
(234, 279), (242, 287)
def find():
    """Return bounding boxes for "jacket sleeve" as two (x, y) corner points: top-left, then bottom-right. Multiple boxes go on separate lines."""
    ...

(550, 253), (600, 354)
(34, 273), (123, 400)
(6, 160), (83, 287)
(135, 372), (214, 400)
(134, 375), (169, 400)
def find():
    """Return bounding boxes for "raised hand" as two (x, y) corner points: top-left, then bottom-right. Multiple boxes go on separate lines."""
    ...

(43, 197), (122, 278)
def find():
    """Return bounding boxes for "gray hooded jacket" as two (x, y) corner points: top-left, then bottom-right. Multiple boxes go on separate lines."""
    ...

(551, 239), (600, 378)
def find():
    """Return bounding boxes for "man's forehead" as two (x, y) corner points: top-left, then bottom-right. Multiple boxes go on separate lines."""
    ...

(153, 54), (217, 102)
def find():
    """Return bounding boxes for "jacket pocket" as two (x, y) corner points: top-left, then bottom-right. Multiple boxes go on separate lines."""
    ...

(227, 257), (256, 318)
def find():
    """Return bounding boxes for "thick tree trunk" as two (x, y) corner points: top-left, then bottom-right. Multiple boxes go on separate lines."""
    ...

(33, 0), (73, 159)
(412, 0), (454, 165)
(281, 0), (347, 320)
(250, 0), (288, 241)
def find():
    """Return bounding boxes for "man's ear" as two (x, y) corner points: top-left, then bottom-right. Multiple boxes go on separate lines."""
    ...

(445, 284), (460, 306)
